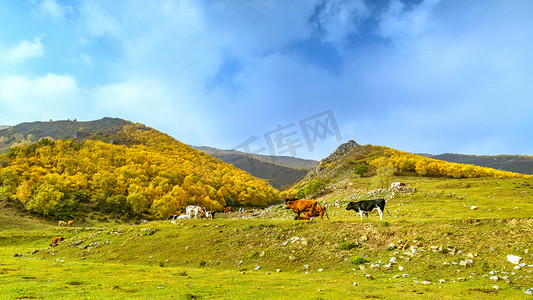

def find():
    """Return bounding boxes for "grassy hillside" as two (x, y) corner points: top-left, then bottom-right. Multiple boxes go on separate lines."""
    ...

(1, 176), (532, 299)
(194, 147), (310, 190)
(0, 123), (279, 221)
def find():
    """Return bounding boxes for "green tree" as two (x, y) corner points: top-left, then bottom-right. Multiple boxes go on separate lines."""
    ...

(25, 183), (63, 215)
(127, 192), (148, 214)
(374, 166), (394, 189)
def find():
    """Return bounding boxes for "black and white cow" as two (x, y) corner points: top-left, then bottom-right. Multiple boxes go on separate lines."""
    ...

(346, 199), (389, 221)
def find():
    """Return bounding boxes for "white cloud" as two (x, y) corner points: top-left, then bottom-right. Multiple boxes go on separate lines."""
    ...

(0, 38), (44, 64)
(39, 0), (71, 20)
(379, 0), (442, 39)
(80, 2), (122, 37)
(315, 0), (369, 46)
(0, 73), (82, 122)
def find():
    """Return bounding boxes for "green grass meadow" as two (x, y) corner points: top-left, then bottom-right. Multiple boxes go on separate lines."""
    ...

(1, 177), (532, 299)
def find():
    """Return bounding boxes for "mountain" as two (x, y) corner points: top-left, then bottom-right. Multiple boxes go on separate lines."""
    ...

(194, 146), (317, 169)
(0, 120), (278, 220)
(292, 140), (532, 197)
(193, 146), (317, 190)
(419, 153), (533, 175)
(0, 118), (129, 152)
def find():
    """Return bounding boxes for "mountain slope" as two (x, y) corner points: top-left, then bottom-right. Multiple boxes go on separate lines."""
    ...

(0, 122), (279, 220)
(293, 140), (533, 196)
(193, 146), (315, 190)
(420, 153), (533, 175)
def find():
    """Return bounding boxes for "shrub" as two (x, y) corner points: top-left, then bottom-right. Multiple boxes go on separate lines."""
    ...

(340, 242), (358, 250)
(351, 256), (369, 265)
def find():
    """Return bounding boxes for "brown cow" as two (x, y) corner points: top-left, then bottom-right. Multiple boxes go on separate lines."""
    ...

(224, 207), (232, 213)
(304, 205), (330, 220)
(67, 220), (74, 227)
(58, 221), (66, 226)
(49, 236), (64, 247)
(285, 199), (319, 220)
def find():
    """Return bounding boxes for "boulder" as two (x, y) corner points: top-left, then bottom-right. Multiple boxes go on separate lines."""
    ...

(507, 254), (522, 264)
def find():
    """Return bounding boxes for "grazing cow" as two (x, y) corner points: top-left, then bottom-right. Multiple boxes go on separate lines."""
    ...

(67, 220), (74, 227)
(305, 205), (330, 220)
(391, 182), (406, 188)
(346, 199), (390, 221)
(285, 199), (319, 220)
(224, 207), (232, 213)
(49, 236), (64, 247)
(186, 205), (205, 219)
(205, 211), (216, 219)
(58, 221), (66, 227)
(176, 214), (191, 220)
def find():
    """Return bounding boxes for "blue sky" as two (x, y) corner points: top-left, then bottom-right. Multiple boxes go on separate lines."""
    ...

(1, 0), (533, 160)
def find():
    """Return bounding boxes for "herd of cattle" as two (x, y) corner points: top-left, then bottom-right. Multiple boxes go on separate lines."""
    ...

(48, 182), (404, 246)
(49, 198), (389, 246)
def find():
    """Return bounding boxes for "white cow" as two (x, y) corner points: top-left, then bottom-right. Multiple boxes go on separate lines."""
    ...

(391, 182), (405, 188)
(186, 205), (205, 219)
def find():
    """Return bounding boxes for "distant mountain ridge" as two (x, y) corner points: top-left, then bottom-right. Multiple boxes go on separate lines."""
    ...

(193, 146), (318, 190)
(0, 118), (129, 152)
(420, 153), (533, 175)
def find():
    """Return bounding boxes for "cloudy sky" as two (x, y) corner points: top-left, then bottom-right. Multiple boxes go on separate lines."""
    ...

(1, 0), (532, 160)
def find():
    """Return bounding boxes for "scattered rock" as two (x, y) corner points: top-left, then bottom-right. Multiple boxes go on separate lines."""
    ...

(318, 269), (323, 272)
(288, 256), (296, 261)
(32, 249), (40, 254)
(507, 255), (522, 264)
(398, 265), (404, 271)
(254, 265), (261, 270)
(276, 269), (282, 273)
(457, 277), (466, 282)
(439, 279), (446, 283)
(421, 281), (431, 285)
(471, 206), (477, 210)
(353, 282), (357, 286)
(490, 276), (499, 281)
(392, 275), (400, 279)
(492, 286), (499, 290)
(13, 253), (22, 257)
(365, 274), (373, 280)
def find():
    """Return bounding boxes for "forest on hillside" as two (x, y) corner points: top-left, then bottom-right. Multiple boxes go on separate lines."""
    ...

(295, 144), (532, 194)
(0, 124), (279, 220)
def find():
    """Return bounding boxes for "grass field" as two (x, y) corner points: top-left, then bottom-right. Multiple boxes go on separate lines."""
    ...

(1, 177), (532, 299)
